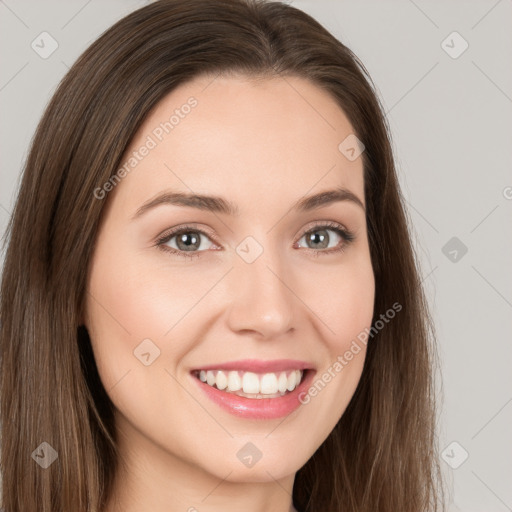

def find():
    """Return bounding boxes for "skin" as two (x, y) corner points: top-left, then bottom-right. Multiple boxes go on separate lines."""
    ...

(84, 74), (375, 512)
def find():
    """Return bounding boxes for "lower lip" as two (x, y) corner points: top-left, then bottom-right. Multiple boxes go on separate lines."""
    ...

(191, 370), (316, 420)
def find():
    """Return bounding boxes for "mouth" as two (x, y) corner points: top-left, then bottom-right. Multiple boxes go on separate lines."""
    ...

(189, 360), (316, 420)
(191, 368), (308, 399)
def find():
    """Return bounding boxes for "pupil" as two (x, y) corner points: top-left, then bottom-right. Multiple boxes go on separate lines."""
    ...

(310, 230), (328, 249)
(178, 232), (199, 250)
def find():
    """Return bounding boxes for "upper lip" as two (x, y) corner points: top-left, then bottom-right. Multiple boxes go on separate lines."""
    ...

(191, 359), (314, 373)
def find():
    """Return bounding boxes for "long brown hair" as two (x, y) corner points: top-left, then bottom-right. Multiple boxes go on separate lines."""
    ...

(0, 0), (446, 510)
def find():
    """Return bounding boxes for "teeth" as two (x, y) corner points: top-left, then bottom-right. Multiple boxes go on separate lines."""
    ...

(197, 369), (304, 397)
(278, 372), (288, 393)
(243, 372), (260, 394)
(206, 371), (216, 386)
(227, 371), (242, 391)
(216, 370), (228, 390)
(260, 373), (278, 394)
(287, 371), (297, 391)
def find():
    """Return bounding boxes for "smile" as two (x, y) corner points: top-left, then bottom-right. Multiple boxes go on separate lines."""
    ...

(190, 360), (316, 420)
(193, 369), (304, 398)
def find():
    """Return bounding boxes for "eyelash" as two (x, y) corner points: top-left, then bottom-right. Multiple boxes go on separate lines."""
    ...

(155, 221), (356, 260)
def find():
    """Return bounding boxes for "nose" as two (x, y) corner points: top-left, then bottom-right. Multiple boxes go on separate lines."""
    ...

(225, 246), (296, 339)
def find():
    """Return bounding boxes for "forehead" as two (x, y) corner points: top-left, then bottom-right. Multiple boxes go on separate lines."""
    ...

(111, 74), (365, 215)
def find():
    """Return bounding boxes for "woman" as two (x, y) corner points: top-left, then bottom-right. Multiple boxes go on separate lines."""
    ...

(0, 0), (446, 510)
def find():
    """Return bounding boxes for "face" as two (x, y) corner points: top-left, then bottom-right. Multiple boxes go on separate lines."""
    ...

(84, 74), (375, 486)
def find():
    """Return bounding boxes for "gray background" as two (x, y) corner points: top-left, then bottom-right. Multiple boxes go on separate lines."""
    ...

(1, 0), (511, 510)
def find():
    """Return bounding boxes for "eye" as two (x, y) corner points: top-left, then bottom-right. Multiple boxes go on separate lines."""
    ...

(155, 221), (356, 259)
(295, 221), (355, 257)
(155, 224), (217, 259)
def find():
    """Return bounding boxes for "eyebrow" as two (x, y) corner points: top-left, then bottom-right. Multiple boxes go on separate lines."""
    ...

(132, 186), (365, 220)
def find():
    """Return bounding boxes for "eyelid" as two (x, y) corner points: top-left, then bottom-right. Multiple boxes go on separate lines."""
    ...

(155, 222), (217, 242)
(299, 219), (350, 237)
(154, 223), (220, 254)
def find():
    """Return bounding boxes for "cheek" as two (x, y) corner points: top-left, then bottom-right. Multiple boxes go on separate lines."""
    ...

(86, 238), (190, 343)
(295, 257), (374, 427)
(84, 235), (170, 389)
(300, 255), (375, 350)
